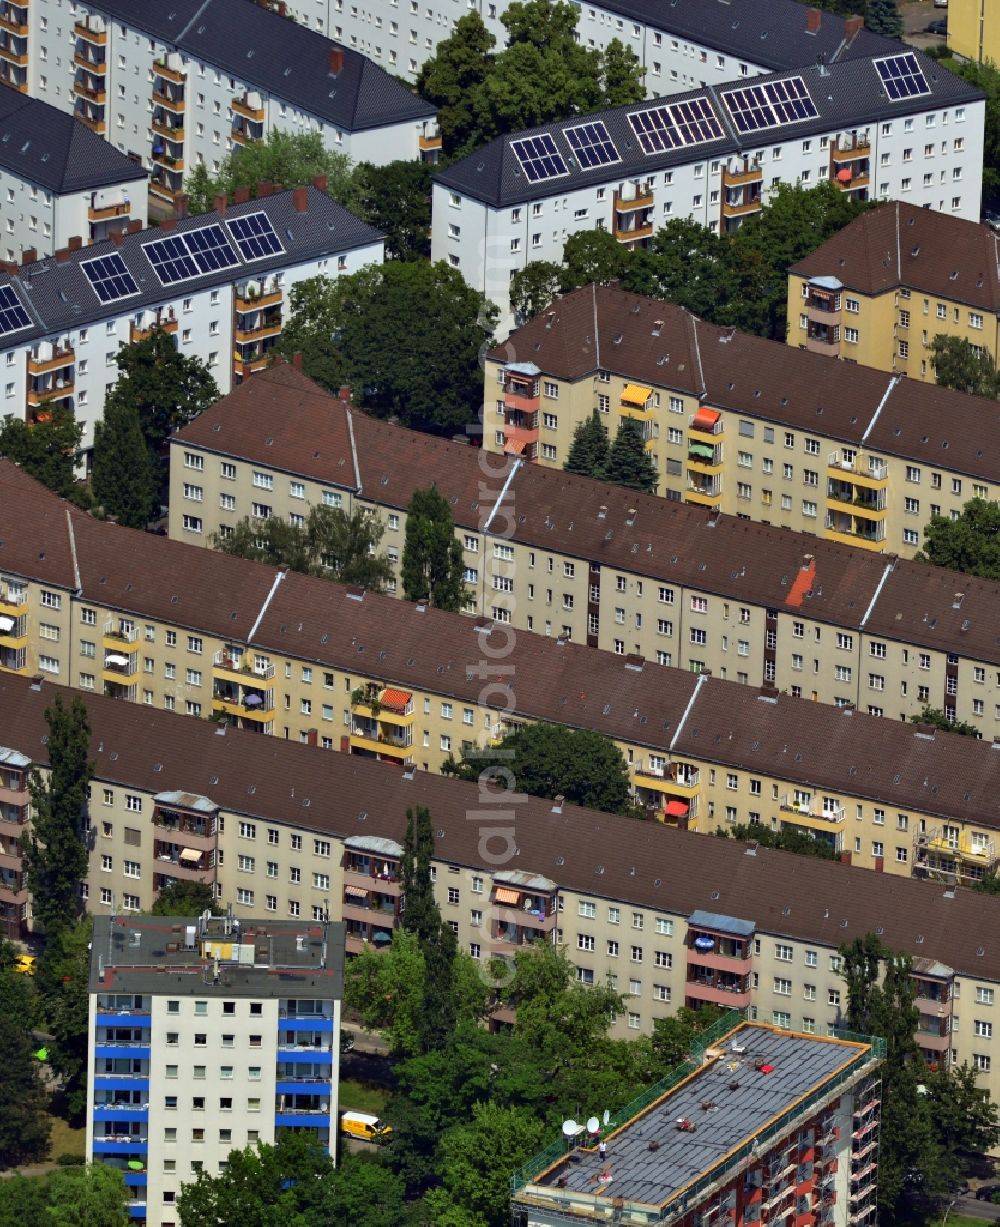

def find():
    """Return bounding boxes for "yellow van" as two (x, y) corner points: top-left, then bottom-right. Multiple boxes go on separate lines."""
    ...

(339, 1111), (392, 1144)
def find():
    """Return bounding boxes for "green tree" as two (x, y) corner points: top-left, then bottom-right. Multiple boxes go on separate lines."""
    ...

(185, 130), (356, 213)
(401, 485), (466, 611)
(650, 1004), (724, 1069)
(714, 823), (838, 860)
(211, 505), (393, 590)
(622, 218), (728, 318)
(345, 928), (428, 1058)
(149, 880), (219, 916)
(973, 871), (1000, 895)
(0, 963), (50, 1168)
(402, 805), (458, 1052)
(352, 160), (433, 262)
(509, 260), (562, 323)
(561, 229), (631, 290)
(564, 409), (610, 480)
(22, 695), (92, 936)
(416, 12), (494, 156)
(930, 335), (1000, 397)
(91, 394), (157, 528)
(602, 37), (646, 107)
(605, 416), (658, 493)
(448, 722), (633, 815)
(866, 0), (902, 38)
(926, 1061), (1000, 1166)
(915, 498), (1000, 578)
(0, 1166), (128, 1226)
(0, 408), (84, 503)
(912, 706), (981, 738)
(38, 920), (92, 1124)
(278, 264), (497, 434)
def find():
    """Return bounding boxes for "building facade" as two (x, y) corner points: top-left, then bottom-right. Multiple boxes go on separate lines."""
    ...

(512, 1020), (883, 1227)
(6, 460), (1000, 889)
(431, 53), (984, 332)
(787, 202), (1000, 382)
(948, 0), (999, 67)
(3, 675), (997, 1099)
(0, 84), (147, 262)
(0, 184), (383, 456)
(86, 911), (344, 1227)
(9, 0), (437, 213)
(482, 286), (1000, 555)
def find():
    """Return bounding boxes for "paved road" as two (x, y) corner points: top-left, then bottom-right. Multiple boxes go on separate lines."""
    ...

(901, 0), (947, 51)
(952, 1196), (1000, 1222)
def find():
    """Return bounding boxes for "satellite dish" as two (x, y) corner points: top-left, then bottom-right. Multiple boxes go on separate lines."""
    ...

(562, 1119), (579, 1138)
(587, 1116), (600, 1134)
(603, 1109), (611, 1125)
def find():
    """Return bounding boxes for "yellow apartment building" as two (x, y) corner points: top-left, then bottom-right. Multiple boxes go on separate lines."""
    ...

(948, 0), (1000, 66)
(3, 674), (999, 1087)
(167, 365), (1000, 739)
(787, 201), (1000, 381)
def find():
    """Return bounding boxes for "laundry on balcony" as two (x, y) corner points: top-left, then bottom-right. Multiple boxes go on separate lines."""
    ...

(664, 799), (689, 818)
(105, 652), (130, 667)
(689, 443), (715, 460)
(345, 885), (369, 899)
(178, 849), (201, 864)
(691, 407), (721, 431)
(244, 693), (264, 707)
(495, 887), (520, 905)
(0, 615), (14, 631)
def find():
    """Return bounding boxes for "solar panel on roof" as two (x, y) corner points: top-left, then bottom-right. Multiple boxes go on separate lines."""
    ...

(627, 97), (723, 154)
(565, 121), (620, 169)
(184, 224), (239, 274)
(226, 212), (284, 261)
(721, 76), (818, 133)
(511, 134), (569, 183)
(874, 52), (930, 101)
(143, 234), (200, 286)
(0, 285), (31, 338)
(80, 253), (140, 304)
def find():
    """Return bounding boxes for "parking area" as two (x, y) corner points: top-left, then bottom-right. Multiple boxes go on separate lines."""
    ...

(901, 0), (948, 52)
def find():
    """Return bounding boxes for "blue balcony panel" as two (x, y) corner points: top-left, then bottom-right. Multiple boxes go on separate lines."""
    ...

(124, 1173), (148, 1188)
(127, 1202), (147, 1219)
(96, 1013), (151, 1027)
(276, 1048), (333, 1064)
(275, 1078), (332, 1095)
(92, 1140), (148, 1155)
(94, 1076), (149, 1091)
(93, 1107), (149, 1123)
(95, 1045), (151, 1060)
(278, 1017), (334, 1032)
(274, 1112), (331, 1128)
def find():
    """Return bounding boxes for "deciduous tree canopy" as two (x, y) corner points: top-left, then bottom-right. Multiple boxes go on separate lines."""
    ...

(915, 498), (1000, 579)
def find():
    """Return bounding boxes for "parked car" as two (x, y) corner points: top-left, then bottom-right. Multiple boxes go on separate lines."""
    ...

(976, 1185), (1000, 1202)
(927, 18), (947, 34)
(13, 953), (36, 975)
(340, 1030), (355, 1054)
(982, 211), (1000, 233)
(934, 0), (947, 8)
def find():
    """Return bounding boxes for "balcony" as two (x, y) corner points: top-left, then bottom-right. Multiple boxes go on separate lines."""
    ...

(103, 620), (139, 650)
(350, 686), (414, 725)
(613, 218), (653, 243)
(151, 116), (184, 142)
(102, 656), (137, 683)
(615, 186), (654, 213)
(72, 78), (106, 103)
(827, 485), (887, 520)
(418, 131), (443, 158)
(236, 287), (282, 312)
(913, 986), (952, 1016)
(687, 446), (723, 473)
(211, 690), (274, 721)
(232, 350), (271, 378)
(74, 20), (106, 44)
(502, 378), (539, 413)
(349, 722), (414, 761)
(633, 763), (699, 796)
(73, 49), (105, 73)
(153, 59), (185, 85)
(232, 125), (261, 148)
(213, 648), (274, 683)
(686, 483), (723, 507)
(152, 807), (216, 849)
(151, 88), (185, 114)
(918, 828), (996, 865)
(27, 379), (74, 407)
(685, 974), (751, 1008)
(722, 160), (762, 188)
(0, 611), (26, 649)
(88, 200), (131, 226)
(826, 452), (888, 486)
(831, 133), (870, 163)
(779, 795), (846, 830)
(688, 407), (723, 438)
(805, 322), (839, 352)
(806, 292), (840, 319)
(341, 895), (399, 926)
(686, 946), (752, 976)
(823, 514), (887, 552)
(0, 10), (28, 37)
(0, 39), (27, 67)
(130, 313), (178, 344)
(234, 318), (282, 344)
(721, 193), (762, 219)
(344, 857), (401, 898)
(0, 584), (26, 617)
(75, 112), (106, 135)
(151, 148), (184, 173)
(231, 96), (264, 122)
(153, 843), (214, 884)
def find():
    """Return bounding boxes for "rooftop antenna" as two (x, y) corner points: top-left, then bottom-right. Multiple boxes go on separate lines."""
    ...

(603, 1109), (611, 1126)
(587, 1116), (600, 1137)
(562, 1119), (579, 1141)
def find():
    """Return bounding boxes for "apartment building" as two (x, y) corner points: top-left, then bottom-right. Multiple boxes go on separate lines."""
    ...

(949, 0), (999, 67)
(431, 53), (984, 332)
(9, 0), (438, 212)
(4, 673), (999, 1091)
(0, 84), (147, 263)
(787, 202), (1000, 382)
(86, 911), (344, 1227)
(0, 184), (382, 456)
(482, 285), (1000, 555)
(512, 1020), (883, 1227)
(7, 458), (1000, 886)
(265, 0), (901, 89)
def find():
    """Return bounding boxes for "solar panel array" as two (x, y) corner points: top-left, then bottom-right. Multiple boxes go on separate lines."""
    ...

(565, 121), (620, 169)
(80, 254), (140, 304)
(0, 285), (31, 337)
(184, 223), (241, 274)
(143, 223), (242, 286)
(874, 52), (930, 100)
(143, 234), (200, 286)
(628, 97), (724, 154)
(510, 134), (569, 183)
(721, 76), (818, 133)
(226, 212), (285, 260)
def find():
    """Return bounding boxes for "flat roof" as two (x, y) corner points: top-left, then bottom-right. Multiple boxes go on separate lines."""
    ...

(523, 1024), (874, 1216)
(90, 913), (345, 999)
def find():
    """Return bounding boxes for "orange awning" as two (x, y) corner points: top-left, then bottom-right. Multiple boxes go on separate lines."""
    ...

(664, 800), (690, 817)
(836, 167), (853, 183)
(691, 407), (721, 430)
(380, 688), (412, 710)
(495, 887), (521, 905)
(504, 437), (527, 456)
(345, 885), (369, 899)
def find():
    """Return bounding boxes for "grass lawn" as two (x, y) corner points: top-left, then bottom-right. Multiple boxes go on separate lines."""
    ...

(47, 1113), (86, 1161)
(339, 1078), (389, 1115)
(932, 1216), (994, 1226)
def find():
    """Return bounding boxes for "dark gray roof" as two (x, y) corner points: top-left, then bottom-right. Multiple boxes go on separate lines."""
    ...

(0, 83), (146, 195)
(0, 186), (383, 345)
(88, 0), (435, 132)
(591, 0), (902, 72)
(436, 51), (983, 208)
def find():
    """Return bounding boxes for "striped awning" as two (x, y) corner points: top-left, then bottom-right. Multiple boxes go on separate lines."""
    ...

(621, 382), (652, 406)
(380, 688), (412, 710)
(691, 407), (721, 430)
(345, 885), (369, 899)
(495, 887), (521, 905)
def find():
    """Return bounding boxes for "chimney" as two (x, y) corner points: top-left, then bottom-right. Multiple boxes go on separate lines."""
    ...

(20, 247), (36, 267)
(844, 14), (863, 39)
(291, 351), (303, 370)
(234, 186), (251, 205)
(338, 385), (351, 402)
(292, 185), (308, 213)
(127, 219), (143, 234)
(175, 193), (189, 220)
(111, 230), (126, 246)
(213, 192), (227, 216)
(312, 174), (328, 193)
(329, 46), (344, 74)
(257, 179), (274, 198)
(806, 7), (821, 33)
(54, 248), (72, 263)
(304, 728), (318, 747)
(160, 217), (176, 231)
(67, 235), (83, 251)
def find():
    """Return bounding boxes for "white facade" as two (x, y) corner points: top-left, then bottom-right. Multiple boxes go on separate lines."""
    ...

(0, 186), (384, 455)
(432, 65), (986, 334)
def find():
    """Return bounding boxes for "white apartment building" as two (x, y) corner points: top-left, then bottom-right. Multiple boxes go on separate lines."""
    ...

(431, 51), (985, 333)
(6, 0), (439, 213)
(86, 911), (344, 1227)
(264, 0), (901, 89)
(0, 183), (383, 457)
(0, 83), (147, 262)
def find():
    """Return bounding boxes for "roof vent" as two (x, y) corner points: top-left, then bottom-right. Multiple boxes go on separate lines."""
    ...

(552, 794), (564, 813)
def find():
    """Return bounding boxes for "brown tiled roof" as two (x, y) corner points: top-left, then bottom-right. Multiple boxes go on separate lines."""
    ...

(0, 463), (79, 590)
(789, 201), (1000, 312)
(175, 362), (360, 490)
(4, 672), (1000, 984)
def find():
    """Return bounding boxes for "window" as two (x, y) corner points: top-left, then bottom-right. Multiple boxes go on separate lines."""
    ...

(975, 1020), (993, 1037)
(773, 978), (792, 996)
(630, 945), (643, 963)
(775, 944), (793, 962)
(578, 933), (595, 952)
(578, 900), (595, 918)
